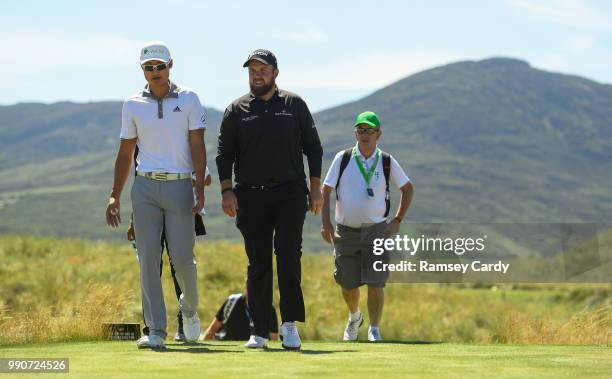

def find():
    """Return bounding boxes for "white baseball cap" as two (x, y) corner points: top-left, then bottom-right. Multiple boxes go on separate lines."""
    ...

(140, 41), (171, 64)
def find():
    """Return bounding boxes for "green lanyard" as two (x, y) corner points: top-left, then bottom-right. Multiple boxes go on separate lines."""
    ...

(352, 147), (380, 188)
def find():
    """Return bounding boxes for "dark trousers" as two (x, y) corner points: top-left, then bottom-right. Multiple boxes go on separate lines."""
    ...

(142, 228), (184, 336)
(235, 182), (307, 338)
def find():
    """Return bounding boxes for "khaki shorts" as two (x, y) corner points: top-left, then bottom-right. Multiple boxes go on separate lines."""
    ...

(333, 222), (391, 290)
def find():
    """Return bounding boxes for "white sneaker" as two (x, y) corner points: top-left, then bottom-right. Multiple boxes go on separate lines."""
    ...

(343, 312), (364, 341)
(244, 335), (268, 349)
(173, 331), (186, 342)
(136, 334), (166, 349)
(280, 322), (301, 350)
(368, 326), (383, 342)
(183, 313), (201, 342)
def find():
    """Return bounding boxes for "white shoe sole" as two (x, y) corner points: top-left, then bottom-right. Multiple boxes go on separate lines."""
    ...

(343, 317), (364, 341)
(279, 335), (301, 350)
(137, 335), (167, 349)
(183, 317), (201, 342)
(245, 344), (268, 349)
(245, 339), (268, 349)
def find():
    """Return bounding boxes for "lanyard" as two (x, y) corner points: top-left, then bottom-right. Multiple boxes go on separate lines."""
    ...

(352, 147), (380, 187)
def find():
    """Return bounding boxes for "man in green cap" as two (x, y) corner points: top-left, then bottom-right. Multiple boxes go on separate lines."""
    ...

(321, 111), (413, 342)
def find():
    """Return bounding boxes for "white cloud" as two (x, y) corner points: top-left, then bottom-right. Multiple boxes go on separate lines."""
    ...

(565, 36), (596, 51)
(281, 51), (461, 91)
(508, 0), (612, 30)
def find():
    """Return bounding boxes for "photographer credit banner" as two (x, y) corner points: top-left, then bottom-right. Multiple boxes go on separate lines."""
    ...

(360, 223), (612, 283)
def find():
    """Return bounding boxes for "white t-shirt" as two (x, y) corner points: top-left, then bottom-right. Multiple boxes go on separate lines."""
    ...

(121, 82), (206, 173)
(323, 145), (410, 228)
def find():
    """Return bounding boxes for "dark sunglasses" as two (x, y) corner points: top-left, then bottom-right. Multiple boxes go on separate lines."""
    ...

(142, 63), (168, 72)
(356, 128), (380, 135)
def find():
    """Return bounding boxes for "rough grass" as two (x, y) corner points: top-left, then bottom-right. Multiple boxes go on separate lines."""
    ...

(0, 235), (610, 345)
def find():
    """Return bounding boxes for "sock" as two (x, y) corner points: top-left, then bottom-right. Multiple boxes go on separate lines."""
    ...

(350, 311), (362, 322)
(369, 325), (379, 332)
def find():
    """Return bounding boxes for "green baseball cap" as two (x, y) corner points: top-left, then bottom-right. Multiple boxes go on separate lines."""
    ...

(354, 111), (381, 128)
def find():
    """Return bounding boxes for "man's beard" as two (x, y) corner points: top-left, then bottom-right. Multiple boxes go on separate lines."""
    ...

(250, 79), (275, 97)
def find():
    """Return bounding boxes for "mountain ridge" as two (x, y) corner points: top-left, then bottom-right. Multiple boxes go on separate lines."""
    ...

(1, 57), (611, 249)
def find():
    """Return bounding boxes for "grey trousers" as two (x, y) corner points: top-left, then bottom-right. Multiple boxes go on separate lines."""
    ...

(131, 176), (199, 339)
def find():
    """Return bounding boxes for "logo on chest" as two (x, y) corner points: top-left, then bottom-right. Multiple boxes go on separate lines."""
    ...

(173, 106), (182, 112)
(274, 110), (293, 117)
(241, 115), (259, 122)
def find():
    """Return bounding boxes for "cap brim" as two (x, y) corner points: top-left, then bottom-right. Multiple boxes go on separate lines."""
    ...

(354, 121), (380, 128)
(242, 57), (271, 67)
(140, 58), (171, 64)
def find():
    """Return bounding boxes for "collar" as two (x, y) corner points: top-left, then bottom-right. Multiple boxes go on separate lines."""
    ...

(142, 81), (179, 99)
(354, 144), (380, 161)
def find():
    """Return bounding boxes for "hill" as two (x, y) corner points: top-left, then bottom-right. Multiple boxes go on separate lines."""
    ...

(317, 57), (612, 223)
(1, 57), (612, 249)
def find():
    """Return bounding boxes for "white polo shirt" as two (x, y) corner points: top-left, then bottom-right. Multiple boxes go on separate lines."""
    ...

(323, 145), (410, 228)
(121, 82), (206, 173)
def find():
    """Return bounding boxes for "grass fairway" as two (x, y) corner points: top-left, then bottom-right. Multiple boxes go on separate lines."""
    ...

(1, 341), (611, 378)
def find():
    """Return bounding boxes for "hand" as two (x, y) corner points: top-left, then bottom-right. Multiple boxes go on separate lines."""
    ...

(309, 189), (323, 215)
(321, 220), (335, 244)
(388, 219), (401, 235)
(192, 183), (205, 215)
(202, 330), (215, 340)
(106, 196), (121, 228)
(126, 223), (135, 241)
(221, 189), (238, 217)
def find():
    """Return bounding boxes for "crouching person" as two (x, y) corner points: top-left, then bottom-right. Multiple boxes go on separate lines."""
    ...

(202, 288), (279, 342)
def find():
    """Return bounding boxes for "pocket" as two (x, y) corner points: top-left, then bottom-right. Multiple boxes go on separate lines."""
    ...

(130, 177), (143, 206)
(181, 180), (194, 208)
(234, 188), (245, 230)
(130, 179), (136, 200)
(332, 226), (342, 244)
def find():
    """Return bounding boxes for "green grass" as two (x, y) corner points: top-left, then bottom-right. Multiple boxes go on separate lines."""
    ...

(0, 235), (610, 377)
(1, 341), (611, 378)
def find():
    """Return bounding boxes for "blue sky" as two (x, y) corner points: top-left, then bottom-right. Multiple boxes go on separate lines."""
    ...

(2, 0), (612, 111)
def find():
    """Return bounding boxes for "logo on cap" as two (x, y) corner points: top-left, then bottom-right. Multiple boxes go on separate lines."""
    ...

(140, 41), (171, 64)
(243, 49), (278, 68)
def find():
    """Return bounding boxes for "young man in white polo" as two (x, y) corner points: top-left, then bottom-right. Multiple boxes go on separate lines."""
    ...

(106, 41), (207, 349)
(321, 111), (413, 342)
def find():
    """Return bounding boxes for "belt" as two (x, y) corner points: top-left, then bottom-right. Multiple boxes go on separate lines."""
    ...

(239, 182), (286, 191)
(237, 179), (307, 191)
(137, 171), (192, 181)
